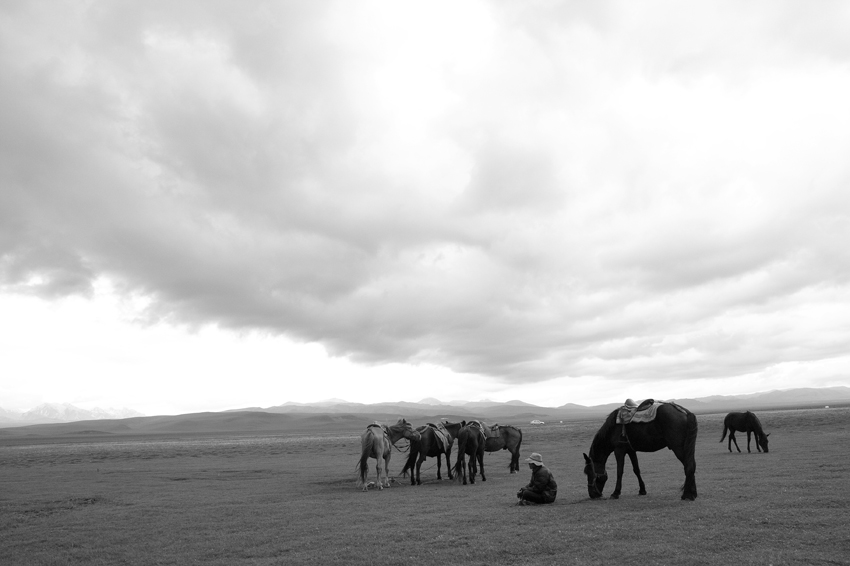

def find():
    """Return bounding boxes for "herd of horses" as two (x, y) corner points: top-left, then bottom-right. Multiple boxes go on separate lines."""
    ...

(356, 406), (771, 502)
(356, 419), (523, 491)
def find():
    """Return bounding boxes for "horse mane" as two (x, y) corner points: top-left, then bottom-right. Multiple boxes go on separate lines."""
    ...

(589, 410), (618, 458)
(746, 411), (765, 433)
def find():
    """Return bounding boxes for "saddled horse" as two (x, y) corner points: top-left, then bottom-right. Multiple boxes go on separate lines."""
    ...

(480, 422), (523, 472)
(583, 402), (699, 501)
(720, 411), (769, 453)
(452, 420), (486, 485)
(356, 418), (419, 491)
(401, 421), (463, 485)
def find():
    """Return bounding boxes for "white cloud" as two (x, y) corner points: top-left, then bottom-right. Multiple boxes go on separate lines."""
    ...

(2, 1), (850, 414)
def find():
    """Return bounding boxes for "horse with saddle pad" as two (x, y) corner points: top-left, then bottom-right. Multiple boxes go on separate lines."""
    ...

(401, 421), (463, 485)
(452, 420), (487, 485)
(356, 418), (420, 491)
(583, 399), (699, 501)
(720, 411), (770, 453)
(480, 422), (523, 473)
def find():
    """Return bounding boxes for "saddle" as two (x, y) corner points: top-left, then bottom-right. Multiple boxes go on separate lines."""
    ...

(466, 420), (487, 441)
(427, 423), (450, 451)
(367, 422), (389, 437)
(616, 399), (660, 425)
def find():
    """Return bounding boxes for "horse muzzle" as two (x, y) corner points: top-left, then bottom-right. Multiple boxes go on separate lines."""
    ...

(587, 485), (604, 499)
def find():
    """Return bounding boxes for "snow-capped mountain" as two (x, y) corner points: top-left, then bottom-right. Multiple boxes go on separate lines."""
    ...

(0, 403), (144, 425)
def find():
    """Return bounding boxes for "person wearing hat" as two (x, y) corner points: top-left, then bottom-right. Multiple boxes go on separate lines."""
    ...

(516, 452), (557, 505)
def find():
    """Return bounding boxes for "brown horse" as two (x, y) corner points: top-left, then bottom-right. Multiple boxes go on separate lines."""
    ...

(480, 422), (523, 472)
(453, 420), (486, 485)
(401, 421), (463, 485)
(356, 418), (419, 491)
(720, 411), (770, 453)
(583, 402), (698, 501)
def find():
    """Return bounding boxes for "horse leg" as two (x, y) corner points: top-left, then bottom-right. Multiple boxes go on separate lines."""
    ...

(730, 431), (741, 453)
(746, 430), (753, 453)
(383, 454), (391, 488)
(405, 453), (416, 486)
(445, 450), (454, 480)
(415, 454), (425, 485)
(457, 450), (467, 485)
(510, 447), (520, 473)
(374, 458), (384, 490)
(611, 449), (626, 499)
(478, 450), (486, 482)
(626, 450), (646, 495)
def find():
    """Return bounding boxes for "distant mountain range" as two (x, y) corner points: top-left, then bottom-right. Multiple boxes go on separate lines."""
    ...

(1, 387), (848, 429)
(238, 386), (850, 421)
(0, 403), (144, 426)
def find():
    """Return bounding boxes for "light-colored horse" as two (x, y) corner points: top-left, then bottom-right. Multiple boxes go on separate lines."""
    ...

(356, 418), (419, 491)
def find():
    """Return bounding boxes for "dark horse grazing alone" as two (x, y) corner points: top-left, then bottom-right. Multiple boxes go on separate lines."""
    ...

(453, 420), (486, 485)
(481, 422), (523, 473)
(720, 411), (769, 453)
(583, 402), (699, 501)
(356, 418), (419, 491)
(401, 421), (463, 485)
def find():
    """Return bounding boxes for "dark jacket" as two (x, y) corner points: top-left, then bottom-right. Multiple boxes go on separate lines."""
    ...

(526, 464), (557, 500)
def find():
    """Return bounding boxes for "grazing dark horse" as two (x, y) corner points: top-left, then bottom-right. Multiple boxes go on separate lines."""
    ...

(356, 418), (419, 491)
(452, 420), (486, 485)
(583, 402), (699, 501)
(401, 421), (463, 485)
(720, 411), (770, 453)
(481, 422), (523, 473)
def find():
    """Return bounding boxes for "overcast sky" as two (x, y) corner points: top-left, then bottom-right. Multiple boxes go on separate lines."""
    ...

(2, 1), (849, 416)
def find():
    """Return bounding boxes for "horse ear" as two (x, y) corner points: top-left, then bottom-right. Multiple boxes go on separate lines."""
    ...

(766, 433), (770, 437)
(583, 453), (591, 464)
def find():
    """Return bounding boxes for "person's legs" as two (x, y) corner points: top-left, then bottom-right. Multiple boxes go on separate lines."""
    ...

(520, 490), (546, 504)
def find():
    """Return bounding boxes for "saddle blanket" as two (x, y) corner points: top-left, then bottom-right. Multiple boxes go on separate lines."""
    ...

(616, 400), (663, 424)
(430, 424), (449, 451)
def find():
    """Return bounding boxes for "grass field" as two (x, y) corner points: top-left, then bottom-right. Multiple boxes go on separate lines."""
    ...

(1, 408), (848, 565)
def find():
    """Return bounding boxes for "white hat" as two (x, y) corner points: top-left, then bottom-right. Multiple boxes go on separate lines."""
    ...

(525, 453), (544, 466)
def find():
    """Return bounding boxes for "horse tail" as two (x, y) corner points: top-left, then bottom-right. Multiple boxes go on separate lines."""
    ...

(719, 423), (728, 443)
(685, 411), (698, 460)
(452, 434), (466, 481)
(682, 411), (698, 499)
(400, 437), (419, 477)
(510, 427), (523, 471)
(356, 433), (373, 488)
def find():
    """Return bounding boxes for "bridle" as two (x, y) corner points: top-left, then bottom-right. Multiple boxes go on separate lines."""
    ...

(584, 460), (607, 498)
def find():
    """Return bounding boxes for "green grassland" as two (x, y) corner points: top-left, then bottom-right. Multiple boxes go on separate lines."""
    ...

(1, 408), (848, 565)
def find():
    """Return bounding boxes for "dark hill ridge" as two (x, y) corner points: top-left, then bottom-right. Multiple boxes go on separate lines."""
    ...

(1, 386), (847, 437)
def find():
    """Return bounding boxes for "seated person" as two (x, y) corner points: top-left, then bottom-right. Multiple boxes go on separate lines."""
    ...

(517, 452), (557, 505)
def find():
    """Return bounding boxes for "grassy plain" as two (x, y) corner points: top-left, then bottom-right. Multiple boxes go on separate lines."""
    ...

(1, 408), (848, 565)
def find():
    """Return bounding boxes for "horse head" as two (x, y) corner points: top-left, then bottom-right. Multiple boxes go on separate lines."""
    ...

(583, 453), (608, 499)
(399, 418), (421, 442)
(759, 432), (770, 453)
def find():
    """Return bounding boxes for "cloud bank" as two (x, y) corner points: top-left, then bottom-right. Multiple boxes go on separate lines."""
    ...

(2, 1), (850, 396)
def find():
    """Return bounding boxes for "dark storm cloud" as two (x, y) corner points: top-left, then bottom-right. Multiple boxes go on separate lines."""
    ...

(2, 0), (850, 389)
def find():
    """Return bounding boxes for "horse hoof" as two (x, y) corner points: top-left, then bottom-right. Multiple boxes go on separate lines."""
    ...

(610, 493), (620, 499)
(639, 490), (647, 495)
